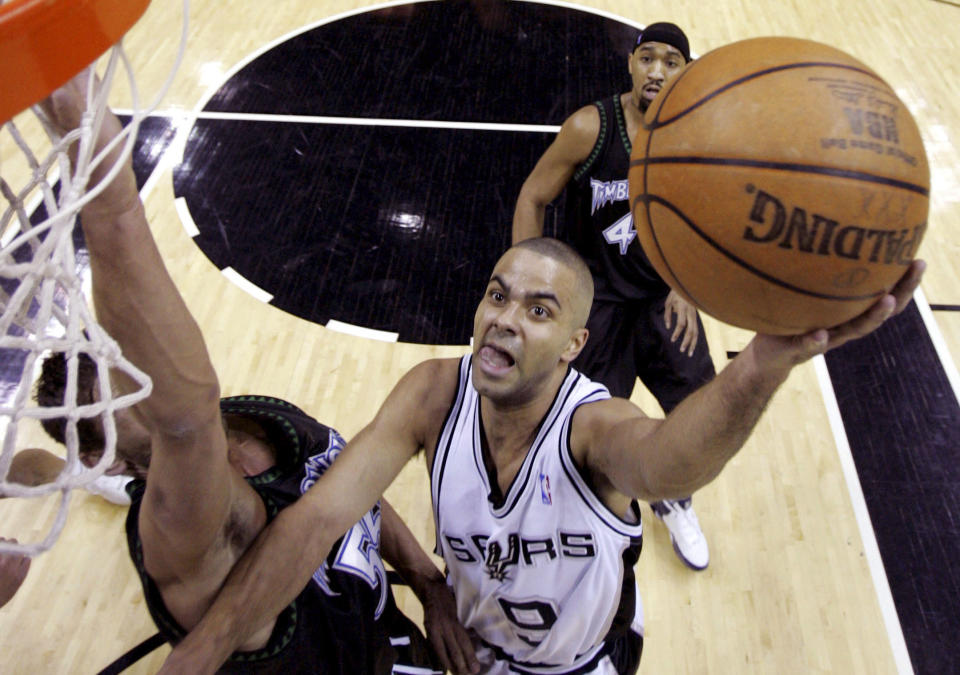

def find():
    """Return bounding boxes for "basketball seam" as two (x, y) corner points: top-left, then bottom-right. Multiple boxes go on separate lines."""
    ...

(631, 193), (709, 312)
(641, 61), (885, 131)
(634, 193), (889, 302)
(629, 156), (929, 196)
(636, 102), (714, 313)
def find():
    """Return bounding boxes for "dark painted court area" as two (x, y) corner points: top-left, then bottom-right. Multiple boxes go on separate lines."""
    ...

(826, 302), (960, 674)
(177, 0), (638, 343)
(202, 0), (637, 124)
(174, 119), (556, 343)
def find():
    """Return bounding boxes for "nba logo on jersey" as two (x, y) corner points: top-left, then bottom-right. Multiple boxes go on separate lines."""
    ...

(539, 472), (552, 505)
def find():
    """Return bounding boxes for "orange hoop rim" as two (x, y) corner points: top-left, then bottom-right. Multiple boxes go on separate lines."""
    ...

(0, 0), (151, 123)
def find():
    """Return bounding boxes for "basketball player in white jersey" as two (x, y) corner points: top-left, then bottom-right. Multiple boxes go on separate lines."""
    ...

(161, 239), (924, 675)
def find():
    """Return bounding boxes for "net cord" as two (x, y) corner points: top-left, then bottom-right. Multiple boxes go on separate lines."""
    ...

(0, 0), (189, 557)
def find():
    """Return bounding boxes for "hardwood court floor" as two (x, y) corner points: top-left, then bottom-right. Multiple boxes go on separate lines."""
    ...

(1, 1), (958, 673)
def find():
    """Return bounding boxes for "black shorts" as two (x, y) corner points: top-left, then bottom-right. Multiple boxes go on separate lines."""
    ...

(574, 294), (715, 409)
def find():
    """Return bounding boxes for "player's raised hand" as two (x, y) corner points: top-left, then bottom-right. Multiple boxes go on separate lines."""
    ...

(37, 69), (137, 219)
(36, 69), (95, 136)
(750, 259), (926, 374)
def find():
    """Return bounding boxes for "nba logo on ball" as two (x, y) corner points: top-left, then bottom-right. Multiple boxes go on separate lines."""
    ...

(628, 37), (929, 335)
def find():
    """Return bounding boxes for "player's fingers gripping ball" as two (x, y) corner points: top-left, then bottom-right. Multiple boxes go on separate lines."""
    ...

(628, 37), (929, 334)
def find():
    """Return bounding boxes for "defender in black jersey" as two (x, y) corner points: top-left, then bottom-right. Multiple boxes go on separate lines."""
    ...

(124, 396), (440, 674)
(513, 23), (714, 571)
(33, 79), (463, 674)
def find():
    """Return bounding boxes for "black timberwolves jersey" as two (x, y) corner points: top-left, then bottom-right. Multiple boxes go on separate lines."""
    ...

(565, 94), (670, 302)
(125, 395), (435, 674)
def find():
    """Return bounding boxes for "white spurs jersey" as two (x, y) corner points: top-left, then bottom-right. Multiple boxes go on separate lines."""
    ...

(431, 356), (644, 674)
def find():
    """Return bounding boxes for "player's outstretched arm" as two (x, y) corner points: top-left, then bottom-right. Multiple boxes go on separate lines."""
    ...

(41, 73), (221, 446)
(512, 106), (600, 243)
(40, 76), (239, 577)
(580, 261), (925, 502)
(380, 499), (480, 675)
(158, 359), (458, 674)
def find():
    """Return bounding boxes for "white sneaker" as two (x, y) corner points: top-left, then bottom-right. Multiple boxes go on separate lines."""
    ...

(652, 499), (709, 570)
(83, 473), (133, 506)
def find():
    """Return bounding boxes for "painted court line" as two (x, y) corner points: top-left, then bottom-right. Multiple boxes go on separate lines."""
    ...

(325, 320), (399, 342)
(813, 355), (914, 675)
(115, 109), (561, 134)
(220, 267), (273, 303)
(913, 287), (960, 406)
(173, 197), (200, 237)
(194, 110), (562, 133)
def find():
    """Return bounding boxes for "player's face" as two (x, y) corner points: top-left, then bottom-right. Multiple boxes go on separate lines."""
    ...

(629, 42), (686, 111)
(472, 249), (585, 405)
(79, 381), (152, 478)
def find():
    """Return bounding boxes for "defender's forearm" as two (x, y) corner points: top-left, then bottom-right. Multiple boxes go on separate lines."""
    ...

(380, 499), (445, 600)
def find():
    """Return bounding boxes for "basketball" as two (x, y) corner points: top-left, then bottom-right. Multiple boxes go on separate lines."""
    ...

(628, 37), (929, 335)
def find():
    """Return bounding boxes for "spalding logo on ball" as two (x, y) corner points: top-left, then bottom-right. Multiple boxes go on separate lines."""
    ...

(628, 37), (929, 335)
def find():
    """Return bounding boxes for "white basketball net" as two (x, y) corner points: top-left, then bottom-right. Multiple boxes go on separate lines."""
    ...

(0, 1), (188, 557)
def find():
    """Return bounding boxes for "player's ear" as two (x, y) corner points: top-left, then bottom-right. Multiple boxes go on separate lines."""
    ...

(560, 327), (589, 364)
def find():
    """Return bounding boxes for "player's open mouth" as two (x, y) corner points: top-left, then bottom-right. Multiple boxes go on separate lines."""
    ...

(643, 84), (661, 99)
(478, 344), (516, 374)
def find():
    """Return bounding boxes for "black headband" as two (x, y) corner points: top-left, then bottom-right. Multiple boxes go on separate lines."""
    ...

(635, 22), (690, 62)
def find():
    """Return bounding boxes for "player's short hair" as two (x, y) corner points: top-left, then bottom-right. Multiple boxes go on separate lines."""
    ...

(34, 352), (105, 455)
(511, 237), (594, 327)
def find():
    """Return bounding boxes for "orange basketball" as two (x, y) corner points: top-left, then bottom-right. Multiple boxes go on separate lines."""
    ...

(628, 37), (929, 335)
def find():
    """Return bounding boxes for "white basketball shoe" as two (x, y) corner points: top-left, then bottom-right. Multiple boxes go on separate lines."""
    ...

(83, 473), (133, 506)
(652, 498), (709, 570)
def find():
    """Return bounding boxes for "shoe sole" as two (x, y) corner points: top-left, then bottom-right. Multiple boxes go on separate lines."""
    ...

(669, 534), (709, 571)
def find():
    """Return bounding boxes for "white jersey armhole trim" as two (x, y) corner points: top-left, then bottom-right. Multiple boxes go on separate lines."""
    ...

(559, 398), (644, 538)
(431, 355), (473, 559)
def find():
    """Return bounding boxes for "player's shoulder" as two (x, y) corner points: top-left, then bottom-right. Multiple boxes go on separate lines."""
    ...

(543, 105), (602, 168)
(559, 104), (603, 145)
(573, 394), (645, 427)
(407, 356), (461, 383)
(398, 358), (464, 448)
(398, 357), (463, 409)
(570, 395), (651, 454)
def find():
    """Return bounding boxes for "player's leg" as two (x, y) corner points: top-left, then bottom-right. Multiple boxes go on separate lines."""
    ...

(6, 448), (132, 505)
(572, 299), (637, 398)
(636, 296), (715, 571)
(635, 296), (716, 413)
(603, 580), (643, 675)
(380, 593), (444, 674)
